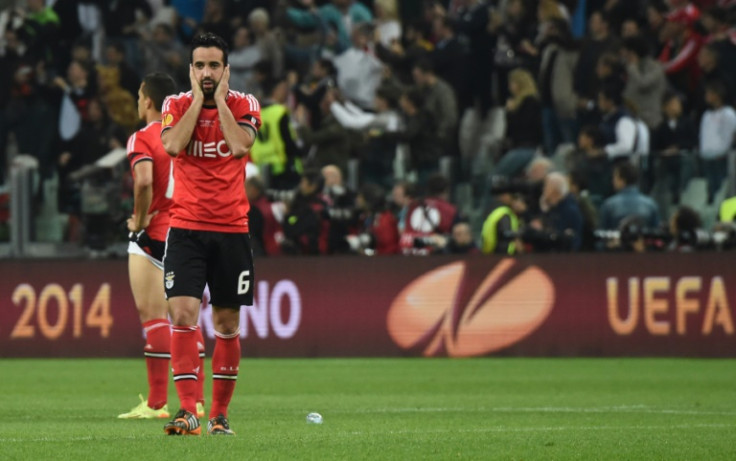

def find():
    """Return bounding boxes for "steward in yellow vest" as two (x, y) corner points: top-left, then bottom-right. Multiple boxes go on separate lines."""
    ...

(481, 192), (525, 254)
(719, 196), (736, 222)
(250, 79), (303, 189)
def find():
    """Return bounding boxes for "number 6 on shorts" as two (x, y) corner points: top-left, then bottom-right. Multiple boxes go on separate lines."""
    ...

(237, 270), (251, 295)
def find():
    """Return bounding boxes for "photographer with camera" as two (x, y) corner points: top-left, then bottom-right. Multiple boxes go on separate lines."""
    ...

(398, 174), (459, 255)
(484, 157), (552, 220)
(346, 183), (399, 255)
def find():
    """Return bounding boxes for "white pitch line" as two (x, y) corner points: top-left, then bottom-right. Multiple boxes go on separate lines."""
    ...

(340, 423), (736, 436)
(341, 405), (736, 416)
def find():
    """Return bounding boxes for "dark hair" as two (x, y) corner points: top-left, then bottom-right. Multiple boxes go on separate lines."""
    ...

(579, 125), (604, 147)
(648, 0), (668, 13)
(302, 168), (324, 190)
(569, 168), (588, 191)
(614, 162), (639, 186)
(439, 16), (457, 33)
(316, 58), (337, 79)
(261, 77), (285, 97)
(619, 215), (647, 248)
(72, 36), (92, 50)
(143, 72), (178, 112)
(407, 19), (432, 40)
(413, 58), (435, 75)
(549, 17), (576, 49)
(674, 206), (701, 235)
(107, 41), (126, 56)
(190, 32), (229, 66)
(375, 84), (401, 108)
(622, 35), (650, 58)
(359, 183), (386, 212)
(661, 89), (684, 107)
(426, 173), (449, 196)
(599, 80), (624, 106)
(705, 79), (728, 102)
(253, 59), (273, 80)
(395, 180), (417, 198)
(403, 86), (425, 109)
(233, 24), (254, 43)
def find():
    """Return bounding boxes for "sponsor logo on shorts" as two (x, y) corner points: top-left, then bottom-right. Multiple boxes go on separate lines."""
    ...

(386, 259), (555, 357)
(165, 271), (175, 289)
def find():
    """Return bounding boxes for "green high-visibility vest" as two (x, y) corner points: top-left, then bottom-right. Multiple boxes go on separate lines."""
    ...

(720, 196), (736, 222)
(250, 104), (290, 175)
(481, 206), (519, 255)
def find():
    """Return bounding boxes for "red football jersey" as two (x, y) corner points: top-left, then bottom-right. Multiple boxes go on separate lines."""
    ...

(126, 120), (173, 241)
(161, 90), (261, 232)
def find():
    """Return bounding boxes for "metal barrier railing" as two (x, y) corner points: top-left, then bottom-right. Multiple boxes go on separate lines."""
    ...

(8, 156), (36, 257)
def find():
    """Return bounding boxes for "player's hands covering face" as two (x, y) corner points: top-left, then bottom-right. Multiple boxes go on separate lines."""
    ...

(190, 64), (204, 101)
(215, 65), (230, 103)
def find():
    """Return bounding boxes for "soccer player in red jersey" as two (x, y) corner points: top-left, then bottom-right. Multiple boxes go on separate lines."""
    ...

(160, 33), (261, 436)
(119, 72), (208, 420)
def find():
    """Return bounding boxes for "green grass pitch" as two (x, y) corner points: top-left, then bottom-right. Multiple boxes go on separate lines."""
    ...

(1, 358), (735, 460)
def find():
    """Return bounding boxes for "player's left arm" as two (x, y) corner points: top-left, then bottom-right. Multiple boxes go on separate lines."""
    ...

(215, 66), (259, 159)
(129, 159), (155, 232)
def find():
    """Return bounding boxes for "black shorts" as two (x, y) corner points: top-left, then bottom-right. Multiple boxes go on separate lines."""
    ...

(163, 227), (255, 308)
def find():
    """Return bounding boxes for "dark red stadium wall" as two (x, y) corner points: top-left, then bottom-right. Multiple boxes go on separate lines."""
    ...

(1, 254), (734, 358)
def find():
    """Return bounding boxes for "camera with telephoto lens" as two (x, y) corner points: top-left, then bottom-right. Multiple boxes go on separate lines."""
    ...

(503, 228), (576, 252)
(488, 175), (537, 196)
(594, 226), (671, 251)
(594, 223), (736, 251)
(679, 224), (736, 251)
(413, 235), (438, 249)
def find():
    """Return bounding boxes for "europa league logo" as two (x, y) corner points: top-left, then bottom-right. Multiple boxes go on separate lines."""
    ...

(387, 259), (555, 357)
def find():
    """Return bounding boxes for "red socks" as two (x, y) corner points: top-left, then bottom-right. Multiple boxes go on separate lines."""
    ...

(171, 325), (200, 414)
(143, 319), (170, 410)
(210, 330), (241, 418)
(196, 327), (205, 407)
(171, 325), (241, 418)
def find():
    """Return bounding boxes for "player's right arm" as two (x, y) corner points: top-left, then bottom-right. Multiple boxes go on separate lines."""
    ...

(161, 66), (204, 157)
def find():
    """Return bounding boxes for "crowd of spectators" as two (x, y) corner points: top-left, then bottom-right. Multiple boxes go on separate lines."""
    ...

(1, 0), (736, 255)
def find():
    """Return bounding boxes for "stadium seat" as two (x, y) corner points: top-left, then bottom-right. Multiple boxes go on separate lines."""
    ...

(680, 177), (707, 209)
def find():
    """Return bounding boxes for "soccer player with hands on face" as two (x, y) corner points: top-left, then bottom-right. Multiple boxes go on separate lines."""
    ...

(160, 32), (261, 436)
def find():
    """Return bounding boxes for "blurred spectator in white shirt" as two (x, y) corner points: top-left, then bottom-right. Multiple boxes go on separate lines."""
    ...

(700, 80), (736, 203)
(334, 23), (383, 110)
